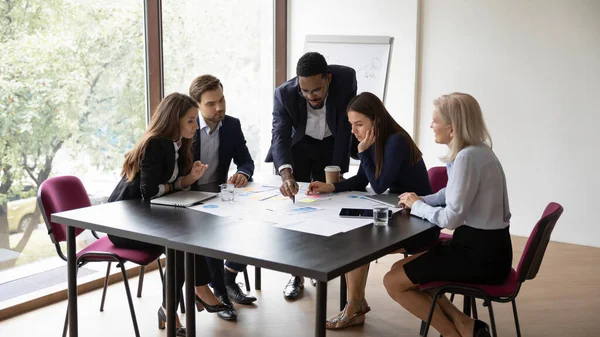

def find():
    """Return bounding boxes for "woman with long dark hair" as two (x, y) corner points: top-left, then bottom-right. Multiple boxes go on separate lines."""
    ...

(307, 92), (436, 329)
(108, 93), (229, 336)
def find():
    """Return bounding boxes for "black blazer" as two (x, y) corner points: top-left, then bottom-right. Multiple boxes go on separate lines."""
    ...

(265, 65), (357, 173)
(193, 115), (254, 185)
(108, 137), (186, 201)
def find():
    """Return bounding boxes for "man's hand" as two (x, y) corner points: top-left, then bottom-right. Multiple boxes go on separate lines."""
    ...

(227, 173), (248, 188)
(279, 168), (298, 198)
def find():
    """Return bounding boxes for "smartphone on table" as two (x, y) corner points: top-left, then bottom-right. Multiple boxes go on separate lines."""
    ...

(339, 208), (392, 218)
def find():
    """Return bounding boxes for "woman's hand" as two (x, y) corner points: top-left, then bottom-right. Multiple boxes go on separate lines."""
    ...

(188, 160), (208, 181)
(398, 192), (423, 209)
(357, 128), (375, 153)
(306, 181), (335, 195)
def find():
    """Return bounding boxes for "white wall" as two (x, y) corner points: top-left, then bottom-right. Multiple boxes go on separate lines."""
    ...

(287, 0), (419, 135)
(289, 0), (600, 247)
(418, 0), (600, 247)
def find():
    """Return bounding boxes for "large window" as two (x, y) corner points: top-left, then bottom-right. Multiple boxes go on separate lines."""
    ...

(0, 0), (145, 298)
(162, 0), (274, 173)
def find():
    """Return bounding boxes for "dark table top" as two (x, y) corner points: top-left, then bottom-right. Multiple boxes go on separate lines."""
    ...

(52, 200), (438, 281)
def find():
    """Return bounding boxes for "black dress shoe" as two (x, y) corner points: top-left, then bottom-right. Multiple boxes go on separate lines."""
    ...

(283, 276), (304, 300)
(474, 319), (491, 337)
(215, 294), (237, 321)
(226, 282), (257, 305)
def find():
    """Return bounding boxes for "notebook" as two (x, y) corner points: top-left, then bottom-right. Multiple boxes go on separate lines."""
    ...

(150, 190), (218, 207)
(363, 192), (401, 208)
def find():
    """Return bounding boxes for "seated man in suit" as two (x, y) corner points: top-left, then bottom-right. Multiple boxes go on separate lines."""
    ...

(189, 74), (257, 321)
(265, 52), (358, 300)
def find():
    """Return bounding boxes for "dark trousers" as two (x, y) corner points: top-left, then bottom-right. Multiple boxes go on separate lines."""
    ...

(291, 135), (335, 182)
(108, 235), (211, 308)
(205, 256), (247, 295)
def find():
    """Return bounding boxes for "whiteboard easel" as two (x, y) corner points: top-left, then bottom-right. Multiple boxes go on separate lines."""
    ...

(304, 35), (393, 103)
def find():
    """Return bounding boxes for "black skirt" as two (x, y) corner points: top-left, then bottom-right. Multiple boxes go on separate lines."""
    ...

(404, 225), (513, 285)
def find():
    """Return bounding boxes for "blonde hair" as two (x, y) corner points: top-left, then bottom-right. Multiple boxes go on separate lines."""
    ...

(434, 92), (492, 162)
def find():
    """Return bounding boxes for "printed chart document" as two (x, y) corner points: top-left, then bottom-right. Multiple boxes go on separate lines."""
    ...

(188, 177), (402, 236)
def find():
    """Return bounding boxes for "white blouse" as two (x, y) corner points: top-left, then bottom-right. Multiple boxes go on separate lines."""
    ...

(153, 141), (186, 198)
(411, 145), (510, 230)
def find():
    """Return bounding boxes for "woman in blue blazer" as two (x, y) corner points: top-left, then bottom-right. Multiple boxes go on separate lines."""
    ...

(307, 92), (436, 329)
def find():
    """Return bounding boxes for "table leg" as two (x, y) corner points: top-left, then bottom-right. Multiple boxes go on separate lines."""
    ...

(315, 281), (327, 337)
(166, 248), (176, 337)
(67, 225), (78, 337)
(185, 252), (196, 337)
(255, 266), (261, 290)
(339, 275), (347, 311)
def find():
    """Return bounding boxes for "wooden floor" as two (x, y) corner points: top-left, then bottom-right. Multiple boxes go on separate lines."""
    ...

(1, 236), (599, 336)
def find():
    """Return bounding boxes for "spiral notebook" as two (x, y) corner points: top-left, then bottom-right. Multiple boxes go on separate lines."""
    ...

(150, 190), (218, 207)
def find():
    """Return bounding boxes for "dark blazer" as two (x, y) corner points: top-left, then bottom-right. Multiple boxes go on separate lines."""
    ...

(108, 137), (186, 202)
(193, 115), (254, 185)
(265, 65), (357, 173)
(334, 133), (432, 196)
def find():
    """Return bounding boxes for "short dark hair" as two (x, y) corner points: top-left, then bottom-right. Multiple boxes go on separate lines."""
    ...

(189, 74), (223, 103)
(296, 52), (328, 77)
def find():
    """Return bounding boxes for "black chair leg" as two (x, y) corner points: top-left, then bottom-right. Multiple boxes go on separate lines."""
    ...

(422, 290), (442, 337)
(137, 265), (145, 298)
(512, 299), (522, 337)
(471, 297), (478, 319)
(119, 263), (141, 337)
(243, 267), (251, 292)
(419, 320), (426, 336)
(100, 262), (111, 312)
(485, 300), (498, 337)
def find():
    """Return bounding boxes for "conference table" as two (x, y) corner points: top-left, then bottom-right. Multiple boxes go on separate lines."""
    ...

(52, 192), (438, 337)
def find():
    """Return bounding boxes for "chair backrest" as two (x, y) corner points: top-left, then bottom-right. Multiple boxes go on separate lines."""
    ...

(516, 202), (563, 282)
(428, 166), (448, 194)
(37, 175), (92, 244)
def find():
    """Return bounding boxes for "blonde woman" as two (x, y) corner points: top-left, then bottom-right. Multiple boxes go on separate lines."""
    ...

(384, 93), (512, 337)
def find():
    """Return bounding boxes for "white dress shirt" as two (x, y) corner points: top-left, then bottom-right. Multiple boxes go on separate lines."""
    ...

(411, 145), (511, 230)
(278, 98), (331, 173)
(153, 140), (186, 198)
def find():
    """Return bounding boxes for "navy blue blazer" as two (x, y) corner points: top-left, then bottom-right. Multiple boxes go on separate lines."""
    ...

(265, 65), (357, 173)
(334, 133), (432, 196)
(193, 115), (254, 185)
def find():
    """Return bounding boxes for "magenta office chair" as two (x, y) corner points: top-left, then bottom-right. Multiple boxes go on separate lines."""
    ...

(418, 202), (564, 337)
(38, 175), (163, 337)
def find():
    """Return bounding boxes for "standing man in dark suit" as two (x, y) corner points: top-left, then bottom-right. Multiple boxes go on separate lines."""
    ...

(189, 74), (257, 321)
(265, 52), (358, 300)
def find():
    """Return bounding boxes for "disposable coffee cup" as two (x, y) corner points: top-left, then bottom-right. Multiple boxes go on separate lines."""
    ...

(324, 166), (341, 184)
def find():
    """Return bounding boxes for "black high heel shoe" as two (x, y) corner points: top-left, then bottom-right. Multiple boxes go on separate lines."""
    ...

(195, 294), (231, 313)
(473, 319), (491, 337)
(157, 307), (186, 337)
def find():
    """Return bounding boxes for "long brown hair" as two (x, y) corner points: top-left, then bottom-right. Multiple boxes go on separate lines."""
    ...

(347, 92), (423, 178)
(121, 93), (198, 182)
